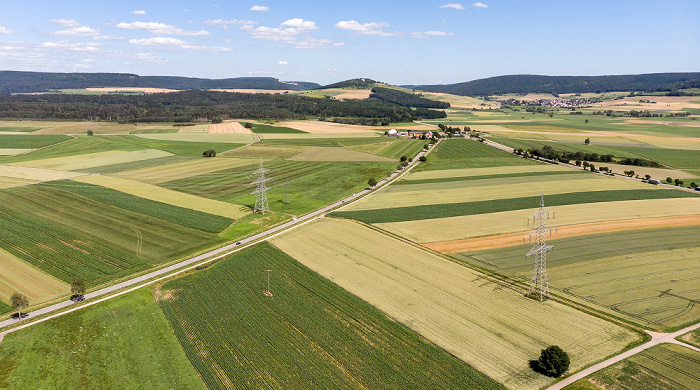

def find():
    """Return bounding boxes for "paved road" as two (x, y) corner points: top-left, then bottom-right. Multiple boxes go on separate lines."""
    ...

(0, 142), (431, 333)
(547, 321), (700, 389)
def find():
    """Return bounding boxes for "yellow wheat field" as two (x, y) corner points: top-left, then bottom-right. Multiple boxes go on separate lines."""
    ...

(11, 150), (172, 171)
(271, 218), (638, 390)
(110, 157), (258, 184)
(0, 247), (70, 305)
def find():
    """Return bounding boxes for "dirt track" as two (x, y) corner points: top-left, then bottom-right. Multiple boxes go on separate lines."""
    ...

(424, 215), (700, 253)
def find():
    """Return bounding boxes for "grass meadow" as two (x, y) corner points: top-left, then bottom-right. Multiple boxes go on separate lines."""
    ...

(0, 288), (204, 389)
(566, 344), (700, 390)
(451, 226), (700, 330)
(270, 218), (639, 390)
(158, 242), (503, 390)
(0, 134), (72, 149)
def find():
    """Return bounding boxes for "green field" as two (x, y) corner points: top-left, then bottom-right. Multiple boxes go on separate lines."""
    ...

(415, 139), (540, 171)
(257, 137), (384, 147)
(376, 138), (426, 159)
(248, 123), (307, 133)
(680, 328), (700, 349)
(163, 160), (396, 215)
(109, 156), (260, 184)
(158, 242), (503, 389)
(0, 288), (205, 389)
(0, 185), (222, 285)
(130, 128), (180, 134)
(288, 146), (395, 161)
(334, 189), (698, 223)
(271, 218), (639, 390)
(451, 226), (700, 330)
(47, 180), (232, 233)
(0, 134), (72, 149)
(566, 344), (700, 390)
(396, 169), (585, 185)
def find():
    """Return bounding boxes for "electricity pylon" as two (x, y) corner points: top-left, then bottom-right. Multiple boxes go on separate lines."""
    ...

(525, 194), (556, 302)
(248, 158), (272, 215)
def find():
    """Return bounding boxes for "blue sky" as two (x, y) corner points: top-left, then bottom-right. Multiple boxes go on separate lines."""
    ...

(0, 1), (698, 85)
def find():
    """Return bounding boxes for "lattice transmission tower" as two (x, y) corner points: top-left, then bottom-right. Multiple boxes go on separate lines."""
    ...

(248, 158), (273, 215)
(525, 194), (556, 302)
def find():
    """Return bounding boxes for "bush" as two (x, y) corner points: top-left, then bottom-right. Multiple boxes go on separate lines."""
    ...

(400, 155), (408, 162)
(203, 149), (216, 157)
(666, 177), (673, 183)
(211, 118), (223, 124)
(537, 345), (570, 377)
(419, 156), (427, 162)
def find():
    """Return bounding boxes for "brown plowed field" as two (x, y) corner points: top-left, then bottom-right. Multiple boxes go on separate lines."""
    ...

(424, 215), (700, 254)
(208, 121), (251, 133)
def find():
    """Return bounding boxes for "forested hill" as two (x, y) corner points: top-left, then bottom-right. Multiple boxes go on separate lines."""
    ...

(410, 73), (700, 96)
(0, 71), (320, 93)
(317, 78), (378, 89)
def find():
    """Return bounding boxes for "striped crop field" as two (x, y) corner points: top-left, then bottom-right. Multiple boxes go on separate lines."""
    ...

(270, 218), (639, 390)
(0, 247), (70, 306)
(0, 149), (35, 156)
(73, 175), (251, 220)
(287, 146), (395, 161)
(451, 226), (700, 330)
(109, 157), (258, 184)
(0, 185), (222, 285)
(47, 181), (233, 233)
(158, 242), (503, 390)
(404, 164), (573, 181)
(0, 165), (85, 182)
(574, 344), (700, 390)
(0, 134), (72, 149)
(374, 198), (700, 243)
(10, 149), (173, 171)
(219, 144), (308, 159)
(134, 133), (257, 143)
(257, 132), (381, 139)
(334, 189), (697, 223)
(0, 176), (36, 188)
(376, 139), (427, 159)
(343, 173), (660, 211)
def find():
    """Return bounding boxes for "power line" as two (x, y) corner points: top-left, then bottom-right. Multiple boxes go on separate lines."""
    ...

(525, 194), (556, 302)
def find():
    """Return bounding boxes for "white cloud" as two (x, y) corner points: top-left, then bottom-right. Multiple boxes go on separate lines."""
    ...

(243, 19), (331, 49)
(278, 60), (288, 65)
(93, 35), (125, 40)
(117, 21), (209, 36)
(131, 52), (166, 63)
(49, 19), (98, 37)
(0, 26), (14, 35)
(128, 36), (230, 51)
(250, 5), (270, 12)
(41, 40), (101, 52)
(203, 19), (256, 26)
(131, 10), (146, 15)
(52, 19), (81, 28)
(334, 20), (398, 37)
(471, 2), (488, 8)
(410, 30), (456, 38)
(440, 3), (465, 9)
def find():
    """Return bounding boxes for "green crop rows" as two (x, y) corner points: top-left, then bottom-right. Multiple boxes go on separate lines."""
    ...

(258, 137), (384, 147)
(0, 134), (72, 149)
(46, 180), (232, 233)
(163, 160), (396, 215)
(415, 138), (539, 171)
(333, 189), (698, 223)
(249, 123), (306, 133)
(158, 242), (503, 390)
(377, 139), (426, 159)
(0, 185), (222, 285)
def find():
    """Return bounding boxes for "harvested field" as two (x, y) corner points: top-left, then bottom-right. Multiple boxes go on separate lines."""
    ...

(0, 149), (35, 155)
(73, 175), (250, 219)
(0, 165), (85, 182)
(109, 157), (258, 184)
(375, 198), (700, 243)
(10, 149), (172, 171)
(219, 144), (307, 159)
(0, 177), (37, 188)
(581, 344), (700, 390)
(134, 133), (257, 143)
(405, 164), (573, 181)
(158, 243), (502, 390)
(288, 146), (394, 162)
(258, 132), (381, 139)
(344, 175), (651, 211)
(426, 215), (700, 253)
(0, 247), (70, 305)
(272, 120), (381, 134)
(270, 218), (638, 390)
(207, 121), (251, 134)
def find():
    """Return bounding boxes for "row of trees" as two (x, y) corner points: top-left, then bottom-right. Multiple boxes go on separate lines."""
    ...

(0, 90), (446, 124)
(517, 145), (661, 168)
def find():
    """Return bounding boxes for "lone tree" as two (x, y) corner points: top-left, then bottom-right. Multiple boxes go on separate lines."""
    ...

(419, 156), (427, 162)
(537, 345), (570, 377)
(11, 292), (29, 319)
(367, 177), (377, 188)
(203, 149), (216, 157)
(584, 137), (590, 144)
(399, 155), (408, 162)
(71, 277), (86, 299)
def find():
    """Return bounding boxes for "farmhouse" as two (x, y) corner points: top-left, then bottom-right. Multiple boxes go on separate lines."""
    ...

(407, 130), (433, 139)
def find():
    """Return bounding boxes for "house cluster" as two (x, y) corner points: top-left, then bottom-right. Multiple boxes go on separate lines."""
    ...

(522, 98), (594, 108)
(386, 129), (434, 139)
